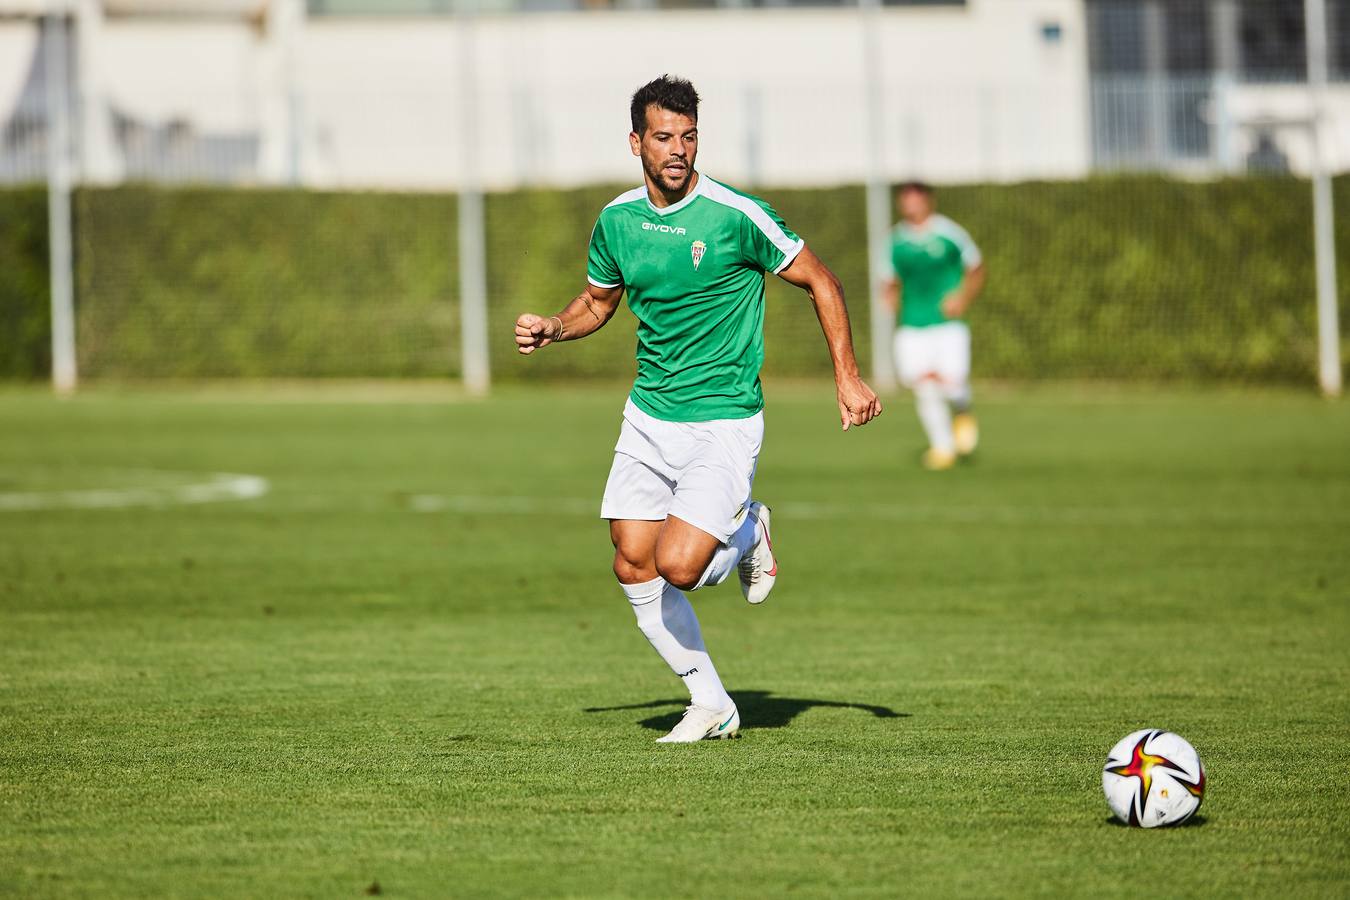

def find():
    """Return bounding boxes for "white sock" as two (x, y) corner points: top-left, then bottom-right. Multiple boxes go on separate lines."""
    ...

(623, 577), (732, 710)
(945, 380), (972, 413)
(915, 380), (955, 453)
(692, 511), (758, 591)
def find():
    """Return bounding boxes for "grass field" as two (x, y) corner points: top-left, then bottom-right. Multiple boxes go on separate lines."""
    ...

(2, 382), (1348, 898)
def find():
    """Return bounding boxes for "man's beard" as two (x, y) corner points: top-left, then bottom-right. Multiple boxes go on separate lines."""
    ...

(643, 154), (692, 194)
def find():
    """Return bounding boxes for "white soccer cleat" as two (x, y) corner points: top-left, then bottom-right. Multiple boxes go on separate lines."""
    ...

(656, 702), (741, 743)
(738, 501), (777, 605)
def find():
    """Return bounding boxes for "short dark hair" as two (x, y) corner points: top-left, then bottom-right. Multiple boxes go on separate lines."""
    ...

(630, 75), (700, 136)
(898, 180), (935, 196)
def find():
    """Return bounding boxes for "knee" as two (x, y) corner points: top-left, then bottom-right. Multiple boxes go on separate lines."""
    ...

(654, 551), (702, 592)
(914, 377), (943, 399)
(613, 549), (656, 585)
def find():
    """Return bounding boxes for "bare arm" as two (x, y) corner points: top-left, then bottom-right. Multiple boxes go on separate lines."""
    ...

(515, 283), (624, 355)
(777, 246), (882, 431)
(883, 276), (901, 316)
(940, 263), (986, 320)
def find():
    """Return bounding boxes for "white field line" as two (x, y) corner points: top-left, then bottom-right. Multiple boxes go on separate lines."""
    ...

(406, 493), (1347, 527)
(409, 494), (597, 516)
(407, 493), (1102, 524)
(0, 472), (270, 511)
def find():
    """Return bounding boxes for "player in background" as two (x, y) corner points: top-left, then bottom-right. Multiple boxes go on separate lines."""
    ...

(883, 181), (986, 471)
(514, 76), (881, 743)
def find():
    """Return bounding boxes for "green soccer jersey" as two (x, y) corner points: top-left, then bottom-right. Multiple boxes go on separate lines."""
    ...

(587, 174), (804, 423)
(890, 214), (982, 329)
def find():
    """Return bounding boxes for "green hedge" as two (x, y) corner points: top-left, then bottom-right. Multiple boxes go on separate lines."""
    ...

(934, 177), (1348, 382)
(72, 188), (460, 378)
(1, 177), (1347, 383)
(485, 176), (1350, 385)
(0, 188), (51, 379)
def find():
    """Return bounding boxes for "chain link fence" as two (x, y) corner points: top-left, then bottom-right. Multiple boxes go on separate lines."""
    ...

(0, 0), (1345, 387)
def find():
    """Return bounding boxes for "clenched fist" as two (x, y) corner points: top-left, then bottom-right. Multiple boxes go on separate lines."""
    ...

(515, 314), (562, 355)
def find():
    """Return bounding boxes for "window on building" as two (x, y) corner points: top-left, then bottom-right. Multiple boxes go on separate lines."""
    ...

(1331, 0), (1350, 77)
(1166, 0), (1211, 73)
(1240, 0), (1305, 80)
(1088, 1), (1145, 74)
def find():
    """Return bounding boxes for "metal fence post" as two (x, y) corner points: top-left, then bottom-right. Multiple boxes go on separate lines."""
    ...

(860, 0), (896, 391)
(457, 13), (490, 396)
(44, 12), (77, 394)
(1306, 0), (1342, 397)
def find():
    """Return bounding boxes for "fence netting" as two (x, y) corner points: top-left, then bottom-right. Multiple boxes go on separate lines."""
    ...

(0, 0), (1346, 385)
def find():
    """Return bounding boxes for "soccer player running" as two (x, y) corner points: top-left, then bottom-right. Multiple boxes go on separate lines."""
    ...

(883, 181), (986, 471)
(514, 76), (881, 743)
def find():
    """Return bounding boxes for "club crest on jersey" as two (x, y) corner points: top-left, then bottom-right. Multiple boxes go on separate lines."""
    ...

(691, 240), (707, 271)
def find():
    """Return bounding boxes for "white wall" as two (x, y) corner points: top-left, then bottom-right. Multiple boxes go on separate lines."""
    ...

(9, 2), (1350, 189)
(92, 19), (260, 129)
(297, 0), (1091, 188)
(17, 0), (1091, 189)
(0, 22), (37, 114)
(0, 21), (43, 182)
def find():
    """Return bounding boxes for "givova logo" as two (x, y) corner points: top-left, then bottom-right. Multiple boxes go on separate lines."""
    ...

(642, 222), (687, 236)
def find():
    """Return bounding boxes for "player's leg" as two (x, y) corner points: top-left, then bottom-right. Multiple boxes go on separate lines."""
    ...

(941, 323), (977, 456)
(612, 519), (738, 742)
(898, 326), (954, 469)
(600, 404), (736, 740)
(653, 514), (731, 590)
(914, 377), (956, 470)
(904, 328), (956, 469)
(659, 412), (775, 603)
(612, 517), (733, 707)
(654, 505), (774, 602)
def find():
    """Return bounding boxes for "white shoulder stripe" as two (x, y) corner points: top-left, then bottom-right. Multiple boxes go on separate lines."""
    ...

(929, 214), (983, 269)
(701, 178), (801, 261)
(590, 186), (647, 267)
(603, 186), (648, 210)
(929, 214), (975, 249)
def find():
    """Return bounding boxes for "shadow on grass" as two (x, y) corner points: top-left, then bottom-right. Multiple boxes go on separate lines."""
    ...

(1103, 814), (1208, 829)
(584, 689), (909, 732)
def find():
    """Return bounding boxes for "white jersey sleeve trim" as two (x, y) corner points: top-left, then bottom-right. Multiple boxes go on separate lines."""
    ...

(587, 277), (622, 289)
(603, 185), (649, 210)
(702, 178), (802, 262)
(932, 214), (983, 269)
(773, 238), (806, 274)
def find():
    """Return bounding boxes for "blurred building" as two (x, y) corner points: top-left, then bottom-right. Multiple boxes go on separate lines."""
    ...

(0, 0), (1346, 188)
(1088, 0), (1350, 173)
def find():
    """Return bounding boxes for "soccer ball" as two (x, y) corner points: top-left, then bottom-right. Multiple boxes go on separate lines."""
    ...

(1102, 729), (1205, 828)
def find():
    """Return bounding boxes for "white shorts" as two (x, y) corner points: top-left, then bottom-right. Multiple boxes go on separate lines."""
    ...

(600, 397), (763, 543)
(894, 322), (971, 388)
